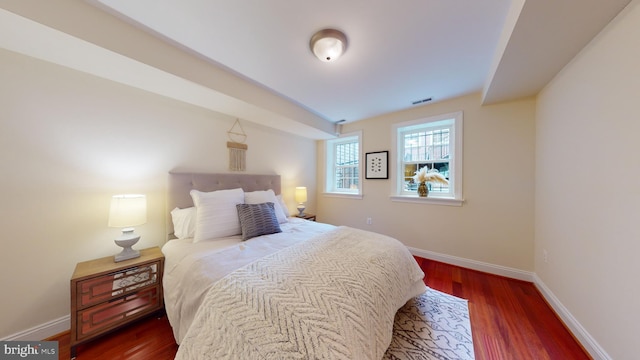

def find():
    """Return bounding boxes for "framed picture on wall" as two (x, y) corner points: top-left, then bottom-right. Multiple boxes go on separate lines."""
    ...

(365, 151), (388, 179)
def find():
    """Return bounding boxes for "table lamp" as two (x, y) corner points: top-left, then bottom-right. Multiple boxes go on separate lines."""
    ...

(295, 187), (307, 217)
(108, 194), (147, 262)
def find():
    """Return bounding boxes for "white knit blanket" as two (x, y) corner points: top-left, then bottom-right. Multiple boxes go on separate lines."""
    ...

(175, 226), (426, 360)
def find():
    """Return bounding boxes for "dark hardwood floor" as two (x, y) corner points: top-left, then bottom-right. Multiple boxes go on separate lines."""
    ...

(414, 257), (591, 360)
(50, 257), (591, 359)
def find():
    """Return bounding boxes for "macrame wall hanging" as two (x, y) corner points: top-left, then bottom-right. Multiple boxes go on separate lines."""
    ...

(227, 119), (248, 171)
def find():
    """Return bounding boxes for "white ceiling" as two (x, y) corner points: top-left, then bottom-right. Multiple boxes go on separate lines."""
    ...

(93, 0), (512, 123)
(0, 0), (632, 138)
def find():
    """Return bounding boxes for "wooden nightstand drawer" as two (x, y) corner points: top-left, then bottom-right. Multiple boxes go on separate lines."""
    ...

(76, 287), (161, 340)
(76, 262), (159, 308)
(70, 247), (164, 359)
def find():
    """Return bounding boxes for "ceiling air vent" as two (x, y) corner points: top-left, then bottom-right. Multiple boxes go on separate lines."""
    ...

(411, 97), (432, 105)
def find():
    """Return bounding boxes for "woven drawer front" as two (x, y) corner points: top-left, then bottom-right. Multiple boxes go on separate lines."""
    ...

(76, 287), (160, 339)
(77, 263), (158, 308)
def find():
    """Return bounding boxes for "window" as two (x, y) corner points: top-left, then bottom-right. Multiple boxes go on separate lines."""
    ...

(325, 132), (361, 196)
(392, 112), (463, 205)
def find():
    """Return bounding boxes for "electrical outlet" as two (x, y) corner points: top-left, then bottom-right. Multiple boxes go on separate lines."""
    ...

(543, 249), (548, 263)
(366, 217), (372, 225)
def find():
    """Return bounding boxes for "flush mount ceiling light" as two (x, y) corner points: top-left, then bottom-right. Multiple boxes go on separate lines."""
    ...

(309, 28), (348, 62)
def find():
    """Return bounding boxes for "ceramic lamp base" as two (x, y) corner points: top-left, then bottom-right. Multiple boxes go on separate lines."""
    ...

(114, 247), (140, 262)
(114, 228), (141, 262)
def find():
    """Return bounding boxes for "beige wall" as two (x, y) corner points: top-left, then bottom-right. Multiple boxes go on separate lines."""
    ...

(317, 93), (536, 272)
(0, 49), (317, 339)
(535, 1), (640, 359)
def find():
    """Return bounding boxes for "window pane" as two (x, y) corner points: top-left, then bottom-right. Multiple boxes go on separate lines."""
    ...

(412, 163), (449, 193)
(403, 162), (450, 193)
(336, 142), (358, 166)
(401, 127), (451, 194)
(403, 128), (450, 162)
(403, 164), (418, 191)
(336, 166), (359, 190)
(325, 132), (362, 194)
(335, 141), (359, 190)
(394, 112), (462, 200)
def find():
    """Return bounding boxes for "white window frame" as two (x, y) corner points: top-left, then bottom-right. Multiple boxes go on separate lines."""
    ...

(391, 112), (463, 206)
(324, 131), (362, 198)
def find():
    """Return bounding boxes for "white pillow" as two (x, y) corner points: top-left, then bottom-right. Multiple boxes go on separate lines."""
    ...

(170, 207), (196, 239)
(276, 194), (290, 219)
(244, 189), (288, 224)
(190, 188), (245, 242)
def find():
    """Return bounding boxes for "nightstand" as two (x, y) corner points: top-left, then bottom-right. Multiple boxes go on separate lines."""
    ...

(70, 247), (164, 359)
(296, 213), (316, 221)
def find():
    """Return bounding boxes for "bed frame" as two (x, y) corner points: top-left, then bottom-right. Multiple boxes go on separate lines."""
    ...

(166, 172), (281, 239)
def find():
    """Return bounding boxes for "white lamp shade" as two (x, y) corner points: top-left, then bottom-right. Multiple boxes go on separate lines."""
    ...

(108, 194), (147, 228)
(294, 187), (308, 203)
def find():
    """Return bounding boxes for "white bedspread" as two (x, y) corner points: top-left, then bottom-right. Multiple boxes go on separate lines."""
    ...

(174, 226), (426, 360)
(162, 218), (336, 343)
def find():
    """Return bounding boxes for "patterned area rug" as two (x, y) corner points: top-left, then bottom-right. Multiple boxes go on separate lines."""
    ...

(384, 288), (475, 360)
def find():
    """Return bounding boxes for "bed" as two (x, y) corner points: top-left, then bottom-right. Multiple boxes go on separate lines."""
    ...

(162, 172), (427, 359)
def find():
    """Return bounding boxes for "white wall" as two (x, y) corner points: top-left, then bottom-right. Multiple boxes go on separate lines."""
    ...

(535, 1), (640, 359)
(317, 93), (536, 273)
(0, 48), (317, 339)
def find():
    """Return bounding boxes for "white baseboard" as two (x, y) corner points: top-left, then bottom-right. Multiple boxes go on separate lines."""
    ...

(1, 315), (69, 341)
(408, 246), (534, 281)
(533, 274), (611, 360)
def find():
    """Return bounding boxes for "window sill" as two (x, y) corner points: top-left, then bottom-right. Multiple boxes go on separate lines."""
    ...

(322, 192), (363, 200)
(390, 195), (464, 206)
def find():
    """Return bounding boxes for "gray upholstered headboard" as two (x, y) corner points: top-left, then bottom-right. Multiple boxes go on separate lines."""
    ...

(167, 172), (281, 239)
